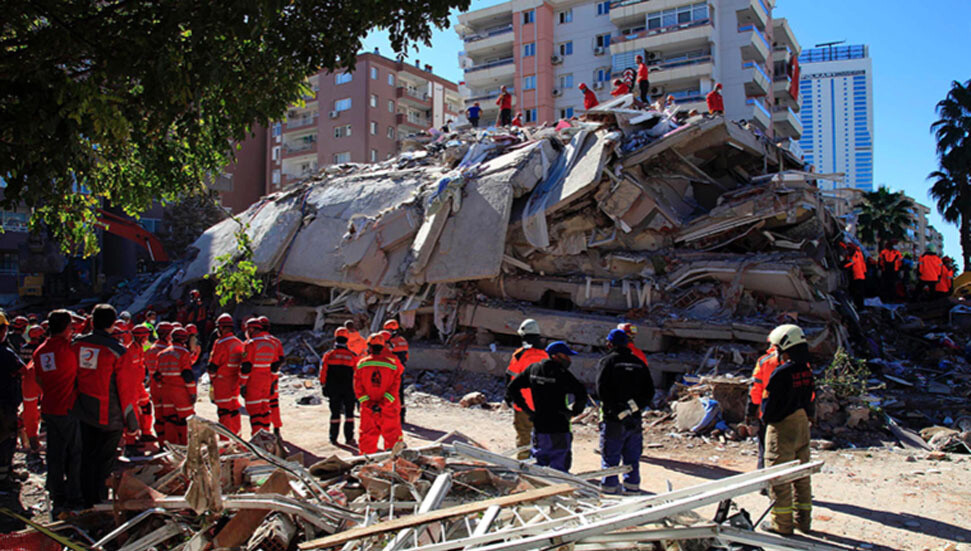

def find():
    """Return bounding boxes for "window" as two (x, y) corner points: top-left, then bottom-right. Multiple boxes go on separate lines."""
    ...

(558, 9), (573, 23)
(387, 126), (396, 139)
(558, 41), (573, 56)
(271, 169), (281, 185)
(388, 74), (395, 86)
(370, 94), (377, 108)
(523, 10), (535, 24)
(370, 67), (377, 79)
(596, 1), (610, 15)
(370, 121), (377, 134)
(335, 72), (352, 85)
(335, 98), (352, 111)
(525, 109), (537, 123)
(559, 74), (573, 89)
(559, 107), (574, 119)
(271, 146), (281, 161)
(272, 122), (282, 137)
(334, 124), (352, 138)
(523, 43), (536, 57)
(0, 252), (18, 275)
(596, 33), (611, 48)
(371, 149), (378, 162)
(388, 100), (395, 112)
(334, 152), (351, 164)
(595, 67), (610, 82)
(523, 75), (536, 90)
(647, 2), (707, 29)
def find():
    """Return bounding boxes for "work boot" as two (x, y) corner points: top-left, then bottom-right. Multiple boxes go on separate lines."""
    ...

(329, 422), (340, 445)
(344, 422), (355, 445)
(400, 407), (406, 424)
(760, 520), (793, 536)
(795, 515), (812, 534)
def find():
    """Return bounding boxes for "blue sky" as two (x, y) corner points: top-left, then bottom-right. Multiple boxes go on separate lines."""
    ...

(362, 0), (971, 261)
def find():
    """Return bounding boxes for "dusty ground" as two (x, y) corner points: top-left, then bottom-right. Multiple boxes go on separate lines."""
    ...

(3, 373), (969, 550)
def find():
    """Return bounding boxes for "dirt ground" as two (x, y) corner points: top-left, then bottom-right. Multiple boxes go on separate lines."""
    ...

(3, 374), (969, 550)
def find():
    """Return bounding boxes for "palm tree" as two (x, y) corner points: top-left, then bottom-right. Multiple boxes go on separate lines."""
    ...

(929, 80), (971, 270)
(856, 186), (915, 246)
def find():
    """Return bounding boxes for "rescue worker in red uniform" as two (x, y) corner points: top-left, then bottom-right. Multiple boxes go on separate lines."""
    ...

(156, 328), (196, 445)
(918, 248), (944, 300)
(354, 334), (403, 454)
(610, 79), (630, 97)
(320, 328), (359, 445)
(936, 257), (955, 298)
(259, 316), (285, 438)
(186, 324), (201, 365)
(129, 325), (153, 444)
(384, 320), (409, 423)
(208, 314), (244, 436)
(579, 83), (599, 110)
(748, 341), (781, 469)
(145, 321), (173, 443)
(706, 83), (724, 114)
(635, 54), (650, 103)
(112, 320), (132, 348)
(8, 316), (28, 353)
(843, 244), (867, 310)
(20, 325), (46, 454)
(505, 319), (548, 459)
(240, 319), (283, 436)
(72, 304), (140, 508)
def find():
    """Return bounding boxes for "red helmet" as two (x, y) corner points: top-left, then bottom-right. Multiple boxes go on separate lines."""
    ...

(26, 314), (38, 323)
(378, 330), (392, 342)
(11, 316), (28, 329)
(171, 328), (188, 342)
(335, 327), (350, 339)
(366, 333), (385, 347)
(258, 316), (270, 330)
(111, 320), (128, 334)
(190, 289), (201, 298)
(186, 324), (198, 335)
(41, 321), (49, 331)
(245, 317), (262, 330)
(383, 320), (400, 331)
(27, 325), (45, 340)
(216, 313), (234, 327)
(172, 322), (184, 330)
(157, 321), (174, 339)
(132, 325), (151, 337)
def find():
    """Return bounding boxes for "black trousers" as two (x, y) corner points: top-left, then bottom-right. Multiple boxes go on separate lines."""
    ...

(327, 389), (357, 442)
(638, 79), (650, 103)
(849, 279), (865, 310)
(44, 413), (82, 508)
(499, 108), (512, 126)
(470, 117), (480, 128)
(79, 422), (122, 507)
(0, 407), (16, 479)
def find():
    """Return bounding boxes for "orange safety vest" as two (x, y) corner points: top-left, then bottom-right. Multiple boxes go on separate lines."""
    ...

(750, 346), (780, 414)
(844, 249), (866, 280)
(506, 347), (548, 411)
(936, 266), (954, 293)
(878, 249), (902, 272)
(919, 254), (943, 282)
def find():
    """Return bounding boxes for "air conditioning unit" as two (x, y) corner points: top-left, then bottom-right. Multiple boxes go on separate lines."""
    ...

(552, 89), (563, 97)
(593, 81), (605, 90)
(650, 86), (664, 96)
(551, 54), (564, 65)
(594, 46), (605, 56)
(329, 110), (339, 119)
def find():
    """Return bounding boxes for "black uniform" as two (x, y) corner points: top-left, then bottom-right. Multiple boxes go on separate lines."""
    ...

(595, 347), (653, 491)
(0, 339), (24, 485)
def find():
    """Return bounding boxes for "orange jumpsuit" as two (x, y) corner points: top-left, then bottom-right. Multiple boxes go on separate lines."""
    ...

(936, 265), (954, 294)
(209, 334), (244, 435)
(266, 333), (285, 430)
(123, 341), (151, 445)
(21, 360), (41, 443)
(157, 344), (196, 445)
(354, 352), (403, 454)
(145, 340), (168, 442)
(241, 333), (283, 435)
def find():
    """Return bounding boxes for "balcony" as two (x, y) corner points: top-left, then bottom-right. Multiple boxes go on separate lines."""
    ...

(282, 138), (317, 158)
(739, 25), (770, 63)
(396, 112), (428, 129)
(772, 105), (802, 139)
(609, 0), (700, 28)
(466, 86), (516, 103)
(463, 24), (514, 56)
(610, 18), (713, 56)
(285, 115), (317, 131)
(457, 3), (513, 31)
(742, 61), (771, 97)
(464, 57), (515, 86)
(746, 98), (771, 131)
(736, 0), (769, 30)
(773, 74), (799, 109)
(396, 86), (431, 108)
(649, 55), (714, 87)
(772, 18), (800, 56)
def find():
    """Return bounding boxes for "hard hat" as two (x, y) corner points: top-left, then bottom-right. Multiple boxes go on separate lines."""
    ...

(12, 316), (28, 329)
(190, 289), (201, 298)
(767, 324), (806, 352)
(26, 314), (38, 323)
(617, 322), (637, 336)
(27, 325), (45, 340)
(606, 328), (628, 346)
(172, 322), (184, 330)
(379, 330), (392, 341)
(119, 311), (132, 321)
(517, 319), (541, 337)
(335, 327), (350, 339)
(132, 325), (151, 337)
(545, 341), (578, 357)
(186, 324), (198, 335)
(216, 313), (234, 327)
(171, 328), (188, 342)
(111, 320), (128, 333)
(156, 322), (174, 338)
(383, 320), (400, 331)
(366, 333), (385, 347)
(258, 316), (270, 329)
(578, 83), (587, 90)
(245, 317), (262, 330)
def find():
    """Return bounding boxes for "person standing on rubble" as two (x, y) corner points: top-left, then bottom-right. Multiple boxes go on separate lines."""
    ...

(579, 83), (599, 110)
(258, 316), (286, 440)
(635, 54), (650, 103)
(33, 310), (82, 515)
(208, 314), (244, 436)
(384, 320), (409, 423)
(843, 243), (867, 310)
(505, 319), (548, 460)
(496, 85), (513, 126)
(145, 321), (173, 444)
(0, 313), (25, 491)
(918, 247), (944, 300)
(240, 318), (283, 436)
(73, 304), (140, 507)
(936, 256), (955, 298)
(20, 325), (46, 455)
(344, 320), (366, 357)
(128, 325), (154, 445)
(467, 102), (481, 128)
(506, 341), (588, 473)
(596, 329), (653, 494)
(747, 337), (780, 469)
(157, 327), (196, 446)
(354, 333), (403, 454)
(760, 324), (815, 536)
(321, 327), (359, 445)
(878, 241), (903, 302)
(610, 79), (630, 97)
(706, 83), (724, 115)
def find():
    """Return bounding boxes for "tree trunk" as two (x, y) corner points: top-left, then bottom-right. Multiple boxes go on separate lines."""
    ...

(963, 211), (971, 272)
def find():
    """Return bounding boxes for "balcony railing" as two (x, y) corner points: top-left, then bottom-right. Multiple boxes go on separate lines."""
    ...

(467, 87), (515, 102)
(465, 57), (515, 73)
(283, 141), (316, 154)
(611, 18), (712, 46)
(746, 98), (771, 119)
(738, 24), (771, 51)
(742, 61), (771, 83)
(649, 53), (712, 71)
(286, 116), (317, 129)
(464, 24), (514, 43)
(397, 86), (429, 101)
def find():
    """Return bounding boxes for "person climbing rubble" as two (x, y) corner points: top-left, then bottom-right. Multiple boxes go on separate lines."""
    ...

(706, 83), (724, 114)
(760, 324), (815, 536)
(505, 319), (548, 460)
(320, 327), (359, 446)
(240, 318), (283, 436)
(506, 341), (587, 473)
(842, 243), (867, 310)
(354, 333), (403, 454)
(384, 320), (409, 423)
(157, 327), (196, 446)
(596, 329), (653, 494)
(579, 83), (599, 110)
(208, 314), (244, 436)
(610, 78), (629, 97)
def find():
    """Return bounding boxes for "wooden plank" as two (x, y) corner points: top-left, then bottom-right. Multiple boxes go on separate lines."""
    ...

(214, 469), (290, 548)
(299, 484), (574, 550)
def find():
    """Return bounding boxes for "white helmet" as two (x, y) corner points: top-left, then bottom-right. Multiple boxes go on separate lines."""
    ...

(517, 318), (541, 337)
(767, 324), (806, 351)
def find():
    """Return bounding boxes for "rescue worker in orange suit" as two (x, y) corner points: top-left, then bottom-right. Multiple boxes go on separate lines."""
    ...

(505, 319), (547, 460)
(579, 83), (599, 110)
(185, 290), (209, 343)
(260, 316), (285, 438)
(384, 320), (409, 423)
(145, 321), (173, 443)
(918, 247), (944, 301)
(320, 328), (359, 445)
(156, 327), (196, 446)
(33, 310), (82, 515)
(112, 320), (142, 453)
(878, 241), (903, 302)
(936, 257), (955, 298)
(112, 319), (132, 348)
(747, 339), (780, 469)
(129, 325), (153, 445)
(354, 334), (403, 454)
(20, 325), (46, 454)
(72, 304), (140, 508)
(208, 314), (244, 436)
(635, 54), (650, 103)
(843, 244), (867, 310)
(344, 320), (366, 357)
(240, 319), (283, 436)
(706, 83), (724, 114)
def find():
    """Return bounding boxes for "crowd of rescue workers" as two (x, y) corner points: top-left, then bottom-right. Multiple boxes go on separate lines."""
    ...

(0, 283), (818, 537)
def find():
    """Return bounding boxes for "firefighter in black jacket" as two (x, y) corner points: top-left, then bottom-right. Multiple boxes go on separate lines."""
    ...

(761, 324), (815, 536)
(596, 329), (654, 493)
(506, 341), (587, 473)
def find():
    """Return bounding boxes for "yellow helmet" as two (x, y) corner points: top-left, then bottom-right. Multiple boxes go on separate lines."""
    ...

(767, 324), (806, 351)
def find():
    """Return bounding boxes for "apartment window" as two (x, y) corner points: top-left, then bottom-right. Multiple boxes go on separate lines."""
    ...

(370, 67), (377, 79)
(334, 124), (352, 138)
(595, 67), (610, 82)
(388, 74), (395, 86)
(647, 2), (707, 29)
(596, 1), (610, 15)
(335, 98), (352, 111)
(387, 126), (396, 139)
(558, 41), (573, 56)
(335, 72), (352, 85)
(522, 10), (535, 24)
(272, 122), (282, 137)
(559, 74), (573, 90)
(370, 121), (377, 134)
(272, 169), (281, 185)
(596, 33), (611, 48)
(523, 75), (536, 90)
(370, 94), (377, 107)
(0, 252), (18, 275)
(558, 9), (573, 23)
(271, 146), (281, 161)
(525, 109), (538, 123)
(559, 107), (574, 119)
(334, 152), (351, 164)
(388, 100), (395, 112)
(370, 149), (378, 162)
(523, 43), (536, 57)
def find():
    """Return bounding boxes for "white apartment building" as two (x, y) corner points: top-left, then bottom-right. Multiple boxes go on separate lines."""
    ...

(455, 0), (802, 144)
(797, 44), (874, 191)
